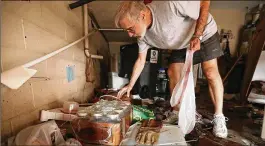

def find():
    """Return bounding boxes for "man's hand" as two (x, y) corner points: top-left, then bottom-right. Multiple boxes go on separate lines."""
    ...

(117, 85), (133, 99)
(117, 50), (147, 99)
(190, 37), (201, 51)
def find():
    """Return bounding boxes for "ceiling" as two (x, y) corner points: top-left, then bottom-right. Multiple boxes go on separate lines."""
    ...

(88, 1), (136, 42)
(87, 1), (264, 43)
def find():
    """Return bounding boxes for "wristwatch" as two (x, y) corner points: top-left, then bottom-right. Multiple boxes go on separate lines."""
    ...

(193, 35), (203, 41)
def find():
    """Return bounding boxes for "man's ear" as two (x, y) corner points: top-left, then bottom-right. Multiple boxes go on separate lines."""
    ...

(140, 10), (146, 20)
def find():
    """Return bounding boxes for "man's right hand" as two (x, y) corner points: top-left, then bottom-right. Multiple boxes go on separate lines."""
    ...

(117, 49), (147, 99)
(117, 85), (133, 99)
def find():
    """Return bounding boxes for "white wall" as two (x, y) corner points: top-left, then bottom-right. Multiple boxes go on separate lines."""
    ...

(1, 1), (109, 142)
(210, 1), (264, 57)
(210, 9), (245, 56)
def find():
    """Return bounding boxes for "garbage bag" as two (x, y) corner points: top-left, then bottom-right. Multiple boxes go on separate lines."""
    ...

(15, 120), (65, 145)
(170, 49), (196, 134)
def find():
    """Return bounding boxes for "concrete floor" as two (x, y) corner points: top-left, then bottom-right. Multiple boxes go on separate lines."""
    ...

(186, 83), (265, 145)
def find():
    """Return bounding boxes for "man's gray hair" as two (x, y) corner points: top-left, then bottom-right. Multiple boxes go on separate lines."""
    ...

(114, 1), (147, 28)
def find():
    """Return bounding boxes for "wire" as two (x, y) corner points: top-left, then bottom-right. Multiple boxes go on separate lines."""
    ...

(99, 95), (122, 101)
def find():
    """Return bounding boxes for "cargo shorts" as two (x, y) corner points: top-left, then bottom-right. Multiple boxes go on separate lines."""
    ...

(168, 32), (224, 65)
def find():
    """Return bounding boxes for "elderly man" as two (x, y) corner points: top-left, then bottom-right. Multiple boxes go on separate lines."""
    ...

(115, 1), (227, 138)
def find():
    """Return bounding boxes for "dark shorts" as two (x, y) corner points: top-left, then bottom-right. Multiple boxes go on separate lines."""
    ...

(168, 32), (224, 65)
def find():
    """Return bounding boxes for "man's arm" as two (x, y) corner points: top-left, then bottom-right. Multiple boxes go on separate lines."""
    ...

(129, 51), (147, 88)
(117, 50), (147, 98)
(190, 0), (210, 51)
(194, 0), (210, 37)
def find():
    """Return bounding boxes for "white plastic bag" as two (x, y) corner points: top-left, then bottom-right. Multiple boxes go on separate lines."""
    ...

(15, 120), (65, 145)
(58, 138), (82, 146)
(170, 49), (196, 135)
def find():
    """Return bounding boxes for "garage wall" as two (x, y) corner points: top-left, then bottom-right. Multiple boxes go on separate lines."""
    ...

(210, 9), (245, 57)
(1, 1), (109, 141)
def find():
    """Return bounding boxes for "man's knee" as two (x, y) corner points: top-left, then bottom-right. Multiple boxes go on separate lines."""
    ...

(167, 67), (174, 79)
(168, 63), (183, 81)
(204, 67), (220, 81)
(202, 59), (221, 81)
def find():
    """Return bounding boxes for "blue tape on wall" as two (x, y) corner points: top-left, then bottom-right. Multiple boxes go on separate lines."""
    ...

(66, 65), (75, 82)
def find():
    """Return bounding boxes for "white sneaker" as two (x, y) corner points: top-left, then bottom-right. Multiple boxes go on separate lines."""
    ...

(163, 111), (179, 124)
(212, 114), (228, 138)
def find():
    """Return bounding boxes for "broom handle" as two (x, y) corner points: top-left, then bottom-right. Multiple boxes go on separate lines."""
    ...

(23, 30), (100, 68)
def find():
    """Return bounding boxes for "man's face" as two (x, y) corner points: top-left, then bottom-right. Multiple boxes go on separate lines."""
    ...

(119, 16), (147, 39)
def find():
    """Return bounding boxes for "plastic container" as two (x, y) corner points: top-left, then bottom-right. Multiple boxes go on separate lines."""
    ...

(157, 68), (168, 93)
(157, 68), (166, 79)
(62, 101), (79, 114)
(77, 110), (88, 117)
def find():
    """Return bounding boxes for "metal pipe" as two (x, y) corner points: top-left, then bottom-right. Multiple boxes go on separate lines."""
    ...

(84, 4), (89, 50)
(83, 4), (103, 60)
(87, 8), (109, 43)
(97, 28), (124, 31)
(91, 54), (103, 59)
(69, 0), (94, 10)
(85, 50), (103, 59)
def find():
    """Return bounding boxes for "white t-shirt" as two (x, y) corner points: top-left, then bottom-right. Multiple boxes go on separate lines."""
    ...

(138, 1), (218, 53)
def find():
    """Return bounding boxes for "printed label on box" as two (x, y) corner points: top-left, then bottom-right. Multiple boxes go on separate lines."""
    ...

(150, 50), (158, 63)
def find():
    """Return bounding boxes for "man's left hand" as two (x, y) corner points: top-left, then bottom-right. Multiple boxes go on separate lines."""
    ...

(190, 37), (201, 51)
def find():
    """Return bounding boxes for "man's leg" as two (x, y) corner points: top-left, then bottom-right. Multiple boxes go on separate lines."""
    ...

(202, 58), (227, 138)
(168, 63), (184, 96)
(202, 58), (223, 114)
(168, 63), (184, 111)
(163, 62), (183, 123)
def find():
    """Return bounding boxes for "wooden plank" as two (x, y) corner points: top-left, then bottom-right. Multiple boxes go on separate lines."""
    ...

(240, 18), (265, 104)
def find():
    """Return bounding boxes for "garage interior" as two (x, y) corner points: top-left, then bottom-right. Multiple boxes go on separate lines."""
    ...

(1, 0), (265, 145)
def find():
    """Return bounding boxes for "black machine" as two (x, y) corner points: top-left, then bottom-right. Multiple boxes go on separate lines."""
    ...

(119, 43), (169, 99)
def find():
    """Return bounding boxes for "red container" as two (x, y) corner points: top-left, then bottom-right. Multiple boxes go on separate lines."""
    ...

(71, 109), (132, 145)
